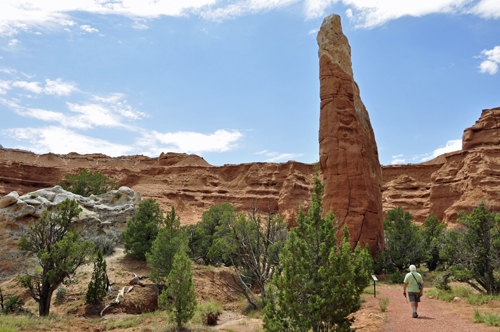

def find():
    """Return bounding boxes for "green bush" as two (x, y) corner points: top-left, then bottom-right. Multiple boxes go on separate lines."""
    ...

(55, 286), (66, 302)
(57, 169), (118, 197)
(433, 273), (452, 291)
(197, 302), (223, 325)
(85, 231), (120, 256)
(474, 309), (500, 326)
(390, 270), (404, 284)
(3, 296), (24, 314)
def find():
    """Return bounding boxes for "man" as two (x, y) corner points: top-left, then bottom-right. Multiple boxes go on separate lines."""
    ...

(403, 264), (424, 318)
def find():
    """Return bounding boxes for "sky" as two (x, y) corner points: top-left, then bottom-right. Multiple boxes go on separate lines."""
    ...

(0, 0), (499, 166)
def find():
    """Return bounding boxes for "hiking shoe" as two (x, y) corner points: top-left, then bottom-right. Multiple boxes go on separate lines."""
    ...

(412, 312), (418, 318)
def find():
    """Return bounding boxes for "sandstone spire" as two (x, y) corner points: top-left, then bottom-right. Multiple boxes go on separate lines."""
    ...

(317, 14), (384, 254)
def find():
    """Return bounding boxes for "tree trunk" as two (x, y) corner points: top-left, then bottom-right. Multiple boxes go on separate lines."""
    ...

(39, 288), (54, 316)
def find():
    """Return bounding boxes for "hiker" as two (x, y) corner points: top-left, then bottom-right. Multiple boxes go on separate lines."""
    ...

(403, 264), (424, 318)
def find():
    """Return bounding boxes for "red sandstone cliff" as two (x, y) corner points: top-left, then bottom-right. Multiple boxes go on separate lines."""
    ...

(383, 107), (500, 224)
(0, 149), (315, 225)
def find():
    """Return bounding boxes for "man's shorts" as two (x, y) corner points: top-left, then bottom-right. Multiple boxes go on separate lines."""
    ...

(408, 292), (421, 303)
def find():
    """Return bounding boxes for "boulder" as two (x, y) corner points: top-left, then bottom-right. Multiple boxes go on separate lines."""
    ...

(317, 14), (384, 254)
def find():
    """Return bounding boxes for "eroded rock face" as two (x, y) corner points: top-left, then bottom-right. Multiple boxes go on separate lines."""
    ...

(0, 186), (141, 279)
(383, 107), (500, 224)
(463, 107), (500, 150)
(317, 14), (384, 254)
(0, 150), (315, 227)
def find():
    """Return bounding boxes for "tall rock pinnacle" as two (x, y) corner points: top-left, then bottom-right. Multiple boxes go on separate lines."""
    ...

(317, 14), (384, 254)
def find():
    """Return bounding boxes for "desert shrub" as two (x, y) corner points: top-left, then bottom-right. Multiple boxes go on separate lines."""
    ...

(55, 286), (66, 302)
(197, 302), (223, 325)
(378, 296), (390, 312)
(57, 169), (118, 197)
(3, 296), (24, 314)
(85, 231), (120, 256)
(390, 270), (404, 284)
(122, 198), (164, 259)
(433, 273), (452, 291)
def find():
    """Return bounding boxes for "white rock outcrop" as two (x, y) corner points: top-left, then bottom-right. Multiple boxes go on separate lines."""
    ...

(0, 186), (141, 280)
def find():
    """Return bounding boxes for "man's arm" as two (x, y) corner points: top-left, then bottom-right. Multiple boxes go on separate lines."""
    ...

(404, 282), (407, 296)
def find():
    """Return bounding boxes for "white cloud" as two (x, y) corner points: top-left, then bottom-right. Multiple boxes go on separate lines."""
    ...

(420, 139), (462, 162)
(201, 0), (300, 20)
(80, 24), (98, 33)
(44, 78), (77, 96)
(12, 81), (43, 94)
(0, 0), (217, 36)
(391, 158), (406, 165)
(0, 80), (11, 94)
(478, 46), (500, 75)
(1, 126), (133, 157)
(256, 150), (303, 162)
(392, 154), (404, 158)
(471, 0), (500, 18)
(0, 0), (498, 34)
(0, 68), (16, 75)
(8, 39), (19, 46)
(308, 29), (318, 35)
(139, 129), (244, 155)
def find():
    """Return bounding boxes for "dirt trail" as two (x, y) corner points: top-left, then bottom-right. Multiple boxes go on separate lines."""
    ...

(379, 286), (497, 332)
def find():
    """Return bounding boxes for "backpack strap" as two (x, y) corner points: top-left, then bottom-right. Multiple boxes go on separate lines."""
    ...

(411, 272), (419, 284)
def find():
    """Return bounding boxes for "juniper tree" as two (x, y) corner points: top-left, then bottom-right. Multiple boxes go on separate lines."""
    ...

(86, 248), (108, 304)
(158, 250), (197, 329)
(422, 212), (447, 271)
(122, 198), (164, 259)
(383, 207), (426, 271)
(441, 202), (500, 295)
(263, 177), (373, 332)
(146, 206), (188, 285)
(57, 169), (117, 197)
(18, 199), (95, 316)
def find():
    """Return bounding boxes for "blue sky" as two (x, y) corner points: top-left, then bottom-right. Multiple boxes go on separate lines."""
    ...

(0, 0), (499, 166)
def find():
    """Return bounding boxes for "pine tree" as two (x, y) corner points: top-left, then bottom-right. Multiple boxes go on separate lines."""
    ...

(86, 248), (108, 305)
(158, 250), (197, 328)
(263, 177), (373, 331)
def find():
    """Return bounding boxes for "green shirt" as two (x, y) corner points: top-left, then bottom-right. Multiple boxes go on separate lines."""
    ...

(404, 272), (423, 293)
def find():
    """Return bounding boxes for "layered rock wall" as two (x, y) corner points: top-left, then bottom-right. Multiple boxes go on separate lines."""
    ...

(317, 14), (384, 253)
(0, 149), (315, 226)
(383, 107), (500, 224)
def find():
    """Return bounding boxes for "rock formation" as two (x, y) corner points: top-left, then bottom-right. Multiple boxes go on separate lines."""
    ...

(0, 149), (315, 226)
(317, 14), (384, 253)
(383, 106), (500, 224)
(0, 186), (141, 279)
